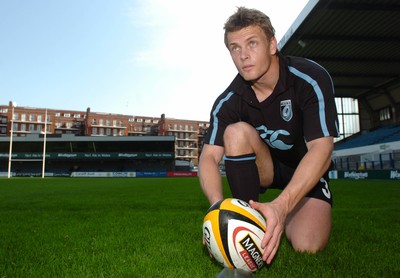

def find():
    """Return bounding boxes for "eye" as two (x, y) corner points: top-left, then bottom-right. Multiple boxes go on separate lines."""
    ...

(250, 41), (257, 47)
(231, 45), (240, 52)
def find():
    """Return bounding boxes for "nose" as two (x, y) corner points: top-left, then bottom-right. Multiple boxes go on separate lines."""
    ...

(240, 48), (249, 61)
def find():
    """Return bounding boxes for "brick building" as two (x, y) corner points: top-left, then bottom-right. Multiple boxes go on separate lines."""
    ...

(0, 101), (209, 166)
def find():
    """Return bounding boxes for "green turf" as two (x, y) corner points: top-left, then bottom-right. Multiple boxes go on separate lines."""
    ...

(0, 178), (399, 277)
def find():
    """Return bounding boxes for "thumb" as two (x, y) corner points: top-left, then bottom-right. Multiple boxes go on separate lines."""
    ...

(249, 199), (260, 209)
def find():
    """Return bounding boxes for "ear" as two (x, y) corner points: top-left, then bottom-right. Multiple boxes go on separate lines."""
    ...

(269, 37), (278, 55)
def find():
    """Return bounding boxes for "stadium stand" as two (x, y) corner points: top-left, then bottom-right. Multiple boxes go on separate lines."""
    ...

(334, 124), (400, 150)
(0, 134), (176, 177)
(332, 124), (400, 172)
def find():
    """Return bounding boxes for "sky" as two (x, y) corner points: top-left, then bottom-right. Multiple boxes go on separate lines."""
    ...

(0, 0), (309, 121)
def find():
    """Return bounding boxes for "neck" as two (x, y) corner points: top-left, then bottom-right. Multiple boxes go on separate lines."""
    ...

(251, 56), (280, 102)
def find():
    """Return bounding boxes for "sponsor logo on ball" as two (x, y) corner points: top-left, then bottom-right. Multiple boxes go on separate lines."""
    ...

(239, 234), (264, 271)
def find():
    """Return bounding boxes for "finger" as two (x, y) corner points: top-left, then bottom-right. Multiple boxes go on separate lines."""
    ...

(263, 225), (283, 263)
(266, 234), (281, 264)
(202, 239), (213, 258)
(266, 245), (279, 264)
(262, 237), (273, 261)
(261, 220), (275, 248)
(261, 215), (276, 248)
(262, 236), (275, 262)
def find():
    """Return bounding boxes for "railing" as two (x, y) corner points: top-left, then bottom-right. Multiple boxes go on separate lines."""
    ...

(333, 151), (400, 171)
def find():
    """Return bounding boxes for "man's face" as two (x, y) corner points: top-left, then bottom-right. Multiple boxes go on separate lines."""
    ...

(226, 25), (276, 82)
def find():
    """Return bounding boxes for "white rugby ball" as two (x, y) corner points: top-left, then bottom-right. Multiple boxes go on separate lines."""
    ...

(202, 198), (266, 272)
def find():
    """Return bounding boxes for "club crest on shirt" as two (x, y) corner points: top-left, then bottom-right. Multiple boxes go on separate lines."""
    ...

(280, 100), (293, 122)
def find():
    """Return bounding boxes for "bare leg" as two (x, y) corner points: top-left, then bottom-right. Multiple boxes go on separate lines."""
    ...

(285, 197), (331, 252)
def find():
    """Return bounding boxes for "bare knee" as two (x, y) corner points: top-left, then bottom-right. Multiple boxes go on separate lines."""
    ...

(285, 198), (331, 254)
(290, 233), (330, 254)
(223, 122), (274, 186)
(223, 122), (258, 155)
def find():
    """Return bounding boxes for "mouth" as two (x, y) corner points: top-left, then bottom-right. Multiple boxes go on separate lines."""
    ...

(242, 64), (253, 71)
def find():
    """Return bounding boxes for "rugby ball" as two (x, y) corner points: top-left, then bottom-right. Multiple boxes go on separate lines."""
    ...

(202, 198), (266, 272)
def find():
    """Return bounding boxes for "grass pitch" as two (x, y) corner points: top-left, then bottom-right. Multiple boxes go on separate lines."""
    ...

(0, 177), (399, 277)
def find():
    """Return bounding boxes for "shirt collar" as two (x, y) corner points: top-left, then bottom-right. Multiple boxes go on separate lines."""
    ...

(227, 51), (291, 104)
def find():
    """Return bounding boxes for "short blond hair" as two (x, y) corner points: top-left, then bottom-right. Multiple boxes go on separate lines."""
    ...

(224, 7), (275, 47)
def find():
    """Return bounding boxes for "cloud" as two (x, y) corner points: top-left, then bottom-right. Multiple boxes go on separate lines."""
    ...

(126, 0), (230, 69)
(123, 0), (310, 120)
(127, 0), (308, 69)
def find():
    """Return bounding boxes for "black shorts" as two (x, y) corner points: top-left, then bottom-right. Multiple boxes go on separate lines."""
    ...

(261, 155), (333, 206)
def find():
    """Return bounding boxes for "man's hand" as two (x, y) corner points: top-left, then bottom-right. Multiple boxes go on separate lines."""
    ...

(249, 200), (288, 264)
(202, 237), (213, 258)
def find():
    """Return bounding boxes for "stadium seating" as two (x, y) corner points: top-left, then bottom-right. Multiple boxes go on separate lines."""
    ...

(334, 124), (400, 150)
